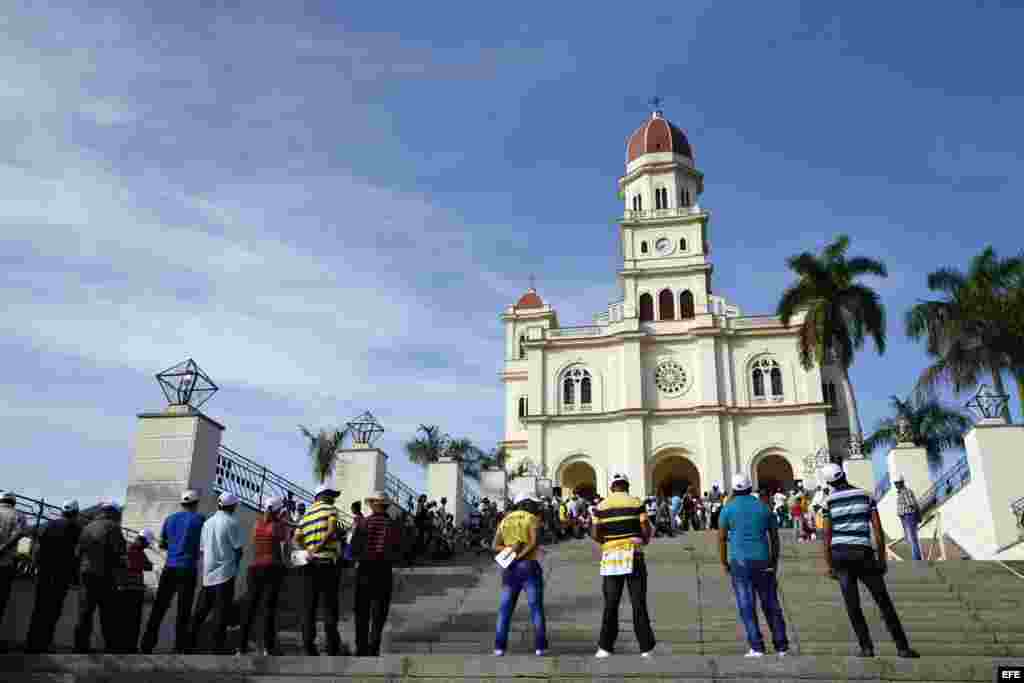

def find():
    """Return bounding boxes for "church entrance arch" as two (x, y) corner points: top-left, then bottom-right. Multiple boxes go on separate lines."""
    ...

(753, 452), (795, 494)
(560, 460), (598, 500)
(651, 453), (701, 498)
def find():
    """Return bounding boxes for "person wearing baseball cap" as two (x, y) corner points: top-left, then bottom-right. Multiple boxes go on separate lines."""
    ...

(238, 496), (290, 656)
(115, 529), (155, 653)
(491, 490), (547, 656)
(893, 474), (923, 561)
(294, 483), (343, 656)
(592, 473), (655, 659)
(0, 491), (24, 650)
(74, 498), (127, 652)
(717, 473), (789, 658)
(188, 492), (243, 654)
(24, 499), (81, 652)
(140, 489), (205, 654)
(821, 463), (919, 659)
(351, 491), (402, 656)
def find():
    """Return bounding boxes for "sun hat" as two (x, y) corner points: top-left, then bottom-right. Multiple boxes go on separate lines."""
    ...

(894, 473), (905, 483)
(365, 490), (391, 505)
(821, 463), (845, 484)
(610, 473), (630, 486)
(314, 483), (339, 498)
(732, 474), (753, 492)
(99, 499), (119, 511)
(62, 499), (79, 513)
(513, 492), (538, 505)
(0, 491), (16, 503)
(181, 489), (200, 504)
(218, 492), (239, 507)
(265, 496), (284, 513)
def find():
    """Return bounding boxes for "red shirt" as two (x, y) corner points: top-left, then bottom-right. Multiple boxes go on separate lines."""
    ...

(250, 518), (287, 567)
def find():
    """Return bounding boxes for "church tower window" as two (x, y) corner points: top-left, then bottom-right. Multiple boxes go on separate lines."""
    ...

(751, 357), (783, 400)
(563, 376), (575, 405)
(519, 334), (527, 359)
(639, 293), (654, 322)
(518, 396), (528, 419)
(655, 188), (668, 210)
(658, 289), (675, 320)
(640, 241), (649, 254)
(679, 237), (687, 251)
(679, 290), (695, 319)
(632, 194), (643, 211)
(561, 366), (592, 412)
(580, 376), (592, 405)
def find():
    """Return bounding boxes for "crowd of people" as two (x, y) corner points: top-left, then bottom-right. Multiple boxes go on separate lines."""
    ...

(0, 464), (925, 659)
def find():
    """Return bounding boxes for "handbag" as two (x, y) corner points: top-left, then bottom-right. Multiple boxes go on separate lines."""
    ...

(290, 549), (310, 567)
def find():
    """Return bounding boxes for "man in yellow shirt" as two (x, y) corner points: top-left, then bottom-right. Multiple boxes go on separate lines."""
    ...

(591, 473), (655, 658)
(294, 483), (342, 656)
(491, 493), (548, 656)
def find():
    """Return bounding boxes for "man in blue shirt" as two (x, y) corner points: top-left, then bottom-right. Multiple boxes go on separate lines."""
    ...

(669, 493), (683, 533)
(140, 489), (205, 654)
(718, 473), (788, 658)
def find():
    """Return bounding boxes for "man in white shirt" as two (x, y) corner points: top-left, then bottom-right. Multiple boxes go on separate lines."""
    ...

(772, 490), (788, 527)
(189, 492), (243, 654)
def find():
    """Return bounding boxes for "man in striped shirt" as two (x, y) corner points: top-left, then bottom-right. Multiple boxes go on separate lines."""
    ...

(591, 473), (655, 659)
(821, 464), (919, 659)
(295, 483), (343, 656)
(352, 491), (402, 657)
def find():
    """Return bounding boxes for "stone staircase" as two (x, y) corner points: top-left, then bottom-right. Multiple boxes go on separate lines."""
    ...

(5, 530), (1024, 680)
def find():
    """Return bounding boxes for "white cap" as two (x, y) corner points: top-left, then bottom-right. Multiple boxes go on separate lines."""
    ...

(894, 473), (905, 483)
(513, 492), (538, 505)
(314, 483), (339, 498)
(140, 529), (156, 545)
(821, 463), (845, 484)
(265, 496), (284, 513)
(62, 499), (79, 513)
(610, 472), (629, 486)
(732, 473), (753, 492)
(0, 490), (15, 502)
(181, 489), (200, 504)
(218, 492), (239, 507)
(99, 499), (119, 511)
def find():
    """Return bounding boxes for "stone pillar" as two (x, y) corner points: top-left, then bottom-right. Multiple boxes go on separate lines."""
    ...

(480, 467), (508, 509)
(965, 419), (1024, 553)
(122, 405), (225, 542)
(334, 446), (387, 517)
(428, 457), (466, 523)
(844, 458), (875, 493)
(886, 442), (931, 502)
(507, 475), (539, 502)
(622, 416), (647, 498)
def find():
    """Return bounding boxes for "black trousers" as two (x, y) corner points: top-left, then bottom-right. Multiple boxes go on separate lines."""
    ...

(25, 572), (72, 653)
(189, 578), (236, 654)
(832, 546), (909, 651)
(354, 561), (393, 656)
(140, 567), (197, 653)
(598, 553), (656, 653)
(117, 590), (144, 654)
(303, 562), (341, 655)
(74, 573), (118, 653)
(710, 508), (721, 530)
(0, 566), (13, 639)
(240, 565), (285, 652)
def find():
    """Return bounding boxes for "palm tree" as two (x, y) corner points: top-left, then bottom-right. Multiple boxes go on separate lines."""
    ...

(906, 247), (1024, 423)
(405, 425), (448, 467)
(863, 395), (973, 476)
(298, 425), (348, 485)
(777, 234), (888, 452)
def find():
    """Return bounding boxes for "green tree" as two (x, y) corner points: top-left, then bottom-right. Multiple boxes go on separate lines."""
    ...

(298, 425), (348, 485)
(906, 247), (1024, 422)
(777, 234), (888, 453)
(404, 425), (477, 472)
(862, 395), (973, 476)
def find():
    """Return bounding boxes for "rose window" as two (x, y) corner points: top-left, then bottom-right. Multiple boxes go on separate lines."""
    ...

(655, 360), (689, 396)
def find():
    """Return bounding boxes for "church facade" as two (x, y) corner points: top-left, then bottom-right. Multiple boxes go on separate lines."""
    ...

(500, 110), (857, 499)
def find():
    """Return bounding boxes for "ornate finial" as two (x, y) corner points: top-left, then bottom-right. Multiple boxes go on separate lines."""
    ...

(966, 384), (1009, 422)
(847, 435), (864, 460)
(156, 359), (218, 410)
(803, 446), (831, 477)
(528, 273), (536, 291)
(896, 416), (914, 444)
(345, 411), (385, 448)
(648, 96), (663, 118)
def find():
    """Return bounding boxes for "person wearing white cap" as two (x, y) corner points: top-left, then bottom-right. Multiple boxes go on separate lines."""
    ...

(592, 473), (656, 659)
(74, 499), (126, 653)
(140, 489), (205, 654)
(351, 491), (402, 656)
(237, 496), (290, 656)
(25, 499), (82, 653)
(820, 463), (919, 659)
(893, 474), (923, 561)
(188, 491), (243, 654)
(717, 473), (789, 658)
(0, 490), (25, 644)
(491, 491), (547, 656)
(115, 529), (155, 653)
(294, 483), (343, 656)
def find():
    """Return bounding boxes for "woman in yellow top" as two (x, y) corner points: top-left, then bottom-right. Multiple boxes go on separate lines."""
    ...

(491, 493), (547, 656)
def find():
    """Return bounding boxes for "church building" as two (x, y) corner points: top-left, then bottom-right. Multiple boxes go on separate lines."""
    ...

(500, 109), (856, 499)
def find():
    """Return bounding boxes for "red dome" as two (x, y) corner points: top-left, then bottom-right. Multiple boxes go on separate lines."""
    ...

(515, 289), (544, 309)
(626, 112), (693, 163)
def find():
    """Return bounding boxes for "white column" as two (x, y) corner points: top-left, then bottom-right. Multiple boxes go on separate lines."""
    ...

(844, 458), (875, 493)
(122, 405), (225, 540)
(428, 457), (466, 524)
(965, 420), (1024, 553)
(886, 443), (931, 502)
(334, 446), (387, 517)
(480, 467), (508, 509)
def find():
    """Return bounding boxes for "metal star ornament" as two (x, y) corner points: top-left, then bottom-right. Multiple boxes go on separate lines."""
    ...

(156, 359), (218, 410)
(345, 411), (385, 448)
(966, 384), (1010, 421)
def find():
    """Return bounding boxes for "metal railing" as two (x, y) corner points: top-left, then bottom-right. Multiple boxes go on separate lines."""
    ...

(875, 472), (892, 501)
(1012, 495), (1024, 531)
(547, 326), (605, 338)
(622, 207), (703, 221)
(918, 457), (971, 516)
(215, 444), (316, 513)
(384, 472), (421, 513)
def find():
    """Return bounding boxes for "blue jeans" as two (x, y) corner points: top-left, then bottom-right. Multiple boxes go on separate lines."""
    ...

(901, 513), (923, 560)
(729, 559), (789, 653)
(495, 559), (547, 652)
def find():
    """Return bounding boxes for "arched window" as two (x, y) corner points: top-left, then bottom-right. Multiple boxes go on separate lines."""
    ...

(679, 290), (695, 319)
(655, 188), (668, 209)
(640, 241), (648, 255)
(562, 366), (592, 412)
(679, 237), (687, 251)
(680, 187), (690, 207)
(658, 289), (675, 320)
(519, 334), (527, 359)
(518, 396), (528, 419)
(633, 194), (643, 211)
(639, 292), (654, 322)
(752, 357), (783, 400)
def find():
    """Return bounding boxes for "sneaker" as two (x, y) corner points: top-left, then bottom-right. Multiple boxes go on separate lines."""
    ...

(535, 649), (547, 656)
(595, 648), (612, 658)
(777, 650), (789, 658)
(493, 649), (505, 656)
(857, 646), (875, 658)
(744, 649), (765, 658)
(897, 647), (920, 659)
(641, 649), (654, 658)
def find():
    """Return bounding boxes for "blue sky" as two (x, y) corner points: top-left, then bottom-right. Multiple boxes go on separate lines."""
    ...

(2, 2), (1022, 505)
